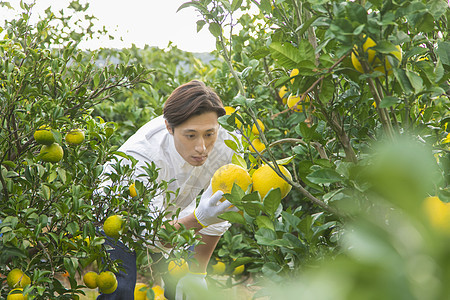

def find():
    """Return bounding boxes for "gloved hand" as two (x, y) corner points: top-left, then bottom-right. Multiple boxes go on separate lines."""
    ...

(175, 272), (207, 300)
(193, 184), (238, 228)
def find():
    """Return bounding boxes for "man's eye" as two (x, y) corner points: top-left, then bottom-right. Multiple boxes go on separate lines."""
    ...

(186, 135), (196, 139)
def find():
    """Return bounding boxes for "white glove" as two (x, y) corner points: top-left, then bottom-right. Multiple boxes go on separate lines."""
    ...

(194, 184), (238, 227)
(175, 272), (207, 300)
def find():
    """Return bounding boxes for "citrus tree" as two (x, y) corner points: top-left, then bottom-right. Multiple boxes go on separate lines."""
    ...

(0, 2), (199, 299)
(179, 0), (450, 296)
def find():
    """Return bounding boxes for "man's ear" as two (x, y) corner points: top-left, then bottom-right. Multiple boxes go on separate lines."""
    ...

(165, 120), (174, 135)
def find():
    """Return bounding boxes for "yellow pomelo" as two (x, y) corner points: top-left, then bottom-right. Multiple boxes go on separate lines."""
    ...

(83, 271), (98, 289)
(152, 285), (167, 300)
(212, 260), (226, 275)
(103, 215), (124, 239)
(351, 36), (402, 75)
(40, 143), (64, 163)
(101, 280), (118, 294)
(96, 271), (117, 294)
(251, 119), (265, 135)
(129, 183), (137, 197)
(224, 106), (235, 115)
(278, 86), (289, 104)
(252, 164), (292, 200)
(287, 94), (310, 112)
(224, 106), (242, 128)
(290, 68), (299, 84)
(7, 288), (27, 300)
(211, 164), (252, 196)
(249, 138), (265, 153)
(33, 125), (55, 145)
(232, 264), (245, 275)
(134, 283), (149, 300)
(168, 258), (189, 278)
(65, 129), (85, 145)
(7, 269), (31, 288)
(423, 196), (450, 232)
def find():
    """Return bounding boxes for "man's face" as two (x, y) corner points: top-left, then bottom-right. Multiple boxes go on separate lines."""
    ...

(166, 111), (220, 167)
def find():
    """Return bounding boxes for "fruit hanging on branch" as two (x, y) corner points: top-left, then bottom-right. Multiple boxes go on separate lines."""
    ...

(351, 35), (402, 75)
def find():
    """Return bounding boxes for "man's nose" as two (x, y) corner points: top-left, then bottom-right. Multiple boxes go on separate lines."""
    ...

(195, 138), (206, 153)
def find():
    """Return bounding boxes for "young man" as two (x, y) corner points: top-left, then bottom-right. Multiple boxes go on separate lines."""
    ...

(98, 80), (238, 299)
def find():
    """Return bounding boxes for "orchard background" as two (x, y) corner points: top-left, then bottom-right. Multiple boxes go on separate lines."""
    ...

(0, 0), (449, 299)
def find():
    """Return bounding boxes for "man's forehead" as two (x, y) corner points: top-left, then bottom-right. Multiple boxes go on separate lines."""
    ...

(181, 127), (218, 133)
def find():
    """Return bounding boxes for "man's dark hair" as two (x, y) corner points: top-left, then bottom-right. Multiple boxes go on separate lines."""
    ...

(163, 80), (226, 129)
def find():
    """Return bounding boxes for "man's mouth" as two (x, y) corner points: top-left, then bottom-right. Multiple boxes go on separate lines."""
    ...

(192, 155), (207, 162)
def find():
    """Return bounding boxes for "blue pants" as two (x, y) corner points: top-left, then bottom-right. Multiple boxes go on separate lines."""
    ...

(97, 236), (137, 299)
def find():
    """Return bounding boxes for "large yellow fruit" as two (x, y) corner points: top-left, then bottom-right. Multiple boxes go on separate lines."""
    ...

(134, 283), (149, 300)
(351, 36), (402, 75)
(251, 119), (265, 135)
(290, 68), (299, 84)
(7, 269), (31, 288)
(278, 86), (289, 104)
(96, 271), (118, 294)
(40, 143), (64, 163)
(232, 264), (245, 275)
(211, 164), (252, 195)
(423, 196), (450, 232)
(103, 215), (124, 239)
(129, 183), (137, 197)
(7, 288), (27, 300)
(211, 260), (226, 275)
(83, 271), (98, 289)
(33, 125), (55, 145)
(287, 94), (310, 113)
(152, 285), (167, 300)
(65, 129), (85, 145)
(252, 164), (292, 200)
(168, 258), (189, 278)
(224, 106), (242, 128)
(249, 138), (266, 153)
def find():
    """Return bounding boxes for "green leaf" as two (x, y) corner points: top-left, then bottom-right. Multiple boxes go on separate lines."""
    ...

(263, 188), (281, 218)
(269, 42), (303, 69)
(255, 215), (275, 231)
(196, 20), (206, 32)
(224, 139), (238, 151)
(416, 12), (435, 33)
(251, 47), (270, 60)
(436, 41), (450, 66)
(231, 0), (244, 11)
(218, 211), (245, 224)
(241, 193), (263, 217)
(406, 70), (423, 93)
(428, 0), (448, 19)
(177, 1), (209, 14)
(297, 15), (319, 37)
(393, 68), (414, 94)
(259, 0), (272, 13)
(276, 156), (295, 166)
(319, 77), (335, 103)
(231, 154), (247, 170)
(379, 96), (400, 108)
(255, 227), (277, 245)
(298, 39), (316, 63)
(281, 211), (301, 230)
(218, 0), (231, 11)
(306, 168), (343, 184)
(346, 2), (367, 24)
(208, 22), (222, 38)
